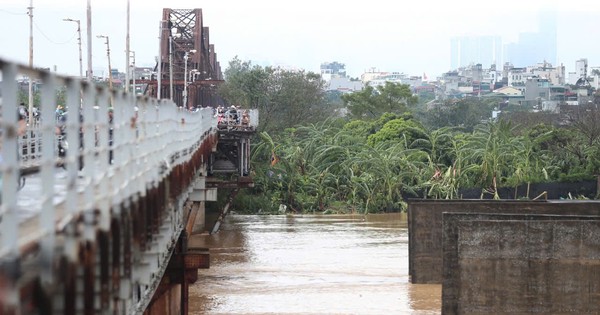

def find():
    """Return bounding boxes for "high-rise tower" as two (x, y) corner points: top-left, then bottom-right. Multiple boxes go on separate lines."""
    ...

(450, 36), (502, 70)
(503, 9), (557, 67)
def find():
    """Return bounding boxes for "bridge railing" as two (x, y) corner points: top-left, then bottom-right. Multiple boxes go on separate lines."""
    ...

(0, 58), (217, 257)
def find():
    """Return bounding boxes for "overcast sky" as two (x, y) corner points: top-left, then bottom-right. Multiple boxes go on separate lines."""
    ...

(1, 0), (600, 79)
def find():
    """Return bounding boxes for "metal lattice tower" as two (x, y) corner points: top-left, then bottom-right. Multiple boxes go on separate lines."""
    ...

(149, 8), (223, 108)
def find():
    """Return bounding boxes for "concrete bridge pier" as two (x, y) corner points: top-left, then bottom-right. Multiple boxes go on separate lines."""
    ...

(143, 232), (209, 315)
(188, 173), (218, 233)
(186, 201), (207, 235)
(143, 167), (215, 314)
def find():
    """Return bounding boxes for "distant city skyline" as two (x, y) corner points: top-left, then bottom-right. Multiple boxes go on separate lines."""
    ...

(451, 10), (558, 71)
(504, 9), (557, 68)
(450, 36), (503, 70)
(1, 0), (600, 80)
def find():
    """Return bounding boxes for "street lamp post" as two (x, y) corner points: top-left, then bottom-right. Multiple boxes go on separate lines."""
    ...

(169, 29), (181, 100)
(97, 35), (113, 106)
(86, 0), (93, 81)
(63, 18), (83, 78)
(125, 0), (130, 92)
(169, 33), (173, 100)
(157, 20), (165, 99)
(183, 49), (196, 109)
(27, 0), (34, 125)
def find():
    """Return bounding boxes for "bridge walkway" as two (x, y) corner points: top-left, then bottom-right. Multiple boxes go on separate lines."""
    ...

(0, 58), (257, 314)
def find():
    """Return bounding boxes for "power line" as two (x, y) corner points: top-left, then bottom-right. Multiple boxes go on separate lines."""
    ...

(33, 20), (76, 45)
(0, 8), (27, 15)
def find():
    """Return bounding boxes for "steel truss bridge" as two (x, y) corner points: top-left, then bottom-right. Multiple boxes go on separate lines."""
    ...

(140, 8), (224, 109)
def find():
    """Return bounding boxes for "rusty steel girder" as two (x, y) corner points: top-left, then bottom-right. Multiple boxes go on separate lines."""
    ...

(148, 8), (224, 108)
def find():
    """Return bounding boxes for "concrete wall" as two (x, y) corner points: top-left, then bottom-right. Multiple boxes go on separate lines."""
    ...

(442, 213), (600, 314)
(407, 200), (600, 284)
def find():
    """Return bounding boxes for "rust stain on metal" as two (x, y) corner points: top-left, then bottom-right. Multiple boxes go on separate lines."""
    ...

(98, 231), (110, 309)
(111, 218), (121, 294)
(83, 242), (96, 315)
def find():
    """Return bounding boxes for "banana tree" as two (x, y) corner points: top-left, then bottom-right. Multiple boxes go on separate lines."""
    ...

(347, 141), (426, 211)
(466, 121), (520, 199)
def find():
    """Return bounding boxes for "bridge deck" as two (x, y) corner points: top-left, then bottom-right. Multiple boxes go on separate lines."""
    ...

(4, 164), (123, 254)
(0, 58), (256, 314)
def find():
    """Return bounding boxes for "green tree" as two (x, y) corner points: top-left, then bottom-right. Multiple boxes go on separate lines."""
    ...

(422, 98), (495, 131)
(412, 126), (455, 166)
(219, 57), (330, 133)
(324, 90), (345, 109)
(347, 141), (426, 212)
(269, 69), (329, 131)
(341, 85), (379, 118)
(567, 103), (600, 146)
(342, 82), (417, 119)
(218, 57), (268, 107)
(506, 137), (550, 198)
(527, 122), (597, 180)
(466, 121), (520, 199)
(366, 117), (427, 147)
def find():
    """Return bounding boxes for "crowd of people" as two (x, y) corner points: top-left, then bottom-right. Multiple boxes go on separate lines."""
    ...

(0, 104), (29, 198)
(10, 103), (250, 167)
(214, 105), (250, 127)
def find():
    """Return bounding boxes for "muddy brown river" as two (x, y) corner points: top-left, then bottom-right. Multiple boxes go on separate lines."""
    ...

(188, 213), (441, 314)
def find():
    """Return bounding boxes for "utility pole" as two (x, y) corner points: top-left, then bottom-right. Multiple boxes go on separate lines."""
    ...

(157, 21), (163, 99)
(169, 33), (174, 100)
(27, 0), (34, 125)
(169, 29), (182, 100)
(86, 0), (93, 82)
(63, 18), (83, 78)
(125, 0), (130, 92)
(97, 35), (113, 104)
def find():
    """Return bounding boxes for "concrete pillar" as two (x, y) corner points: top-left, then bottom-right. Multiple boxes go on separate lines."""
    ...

(186, 201), (206, 235)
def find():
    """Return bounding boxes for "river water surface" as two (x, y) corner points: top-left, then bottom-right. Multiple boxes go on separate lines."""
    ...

(188, 213), (441, 314)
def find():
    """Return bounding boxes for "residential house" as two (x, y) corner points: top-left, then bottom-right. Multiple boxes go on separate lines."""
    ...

(327, 77), (364, 93)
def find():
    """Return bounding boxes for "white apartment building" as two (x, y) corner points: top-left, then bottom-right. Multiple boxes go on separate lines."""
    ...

(508, 68), (530, 86)
(528, 62), (565, 85)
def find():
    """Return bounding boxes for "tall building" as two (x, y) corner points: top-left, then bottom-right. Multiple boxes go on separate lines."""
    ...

(450, 36), (502, 70)
(538, 9), (558, 65)
(575, 58), (588, 78)
(504, 10), (557, 67)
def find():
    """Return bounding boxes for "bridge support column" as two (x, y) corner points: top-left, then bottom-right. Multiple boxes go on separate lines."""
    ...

(189, 176), (217, 234)
(186, 201), (206, 234)
(211, 189), (239, 234)
(144, 232), (209, 315)
(189, 177), (217, 203)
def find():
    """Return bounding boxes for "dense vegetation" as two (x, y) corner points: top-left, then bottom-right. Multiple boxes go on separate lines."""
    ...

(219, 58), (600, 214)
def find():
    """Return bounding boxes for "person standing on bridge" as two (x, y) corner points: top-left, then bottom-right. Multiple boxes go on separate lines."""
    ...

(0, 108), (28, 202)
(108, 107), (114, 164)
(227, 105), (238, 125)
(241, 110), (250, 126)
